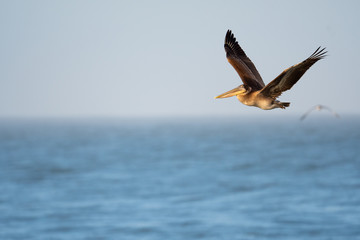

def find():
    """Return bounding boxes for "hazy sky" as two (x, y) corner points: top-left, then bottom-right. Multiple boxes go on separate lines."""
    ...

(1, 0), (359, 118)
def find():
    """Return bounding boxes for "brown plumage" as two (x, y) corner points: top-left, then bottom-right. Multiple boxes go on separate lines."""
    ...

(215, 30), (327, 110)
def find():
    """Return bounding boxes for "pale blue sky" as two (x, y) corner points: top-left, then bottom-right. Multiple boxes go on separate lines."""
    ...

(1, 0), (359, 118)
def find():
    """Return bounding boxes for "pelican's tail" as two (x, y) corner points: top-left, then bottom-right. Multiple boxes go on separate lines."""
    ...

(279, 102), (290, 109)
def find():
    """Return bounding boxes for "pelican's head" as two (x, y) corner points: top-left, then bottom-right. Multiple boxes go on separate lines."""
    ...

(215, 85), (249, 99)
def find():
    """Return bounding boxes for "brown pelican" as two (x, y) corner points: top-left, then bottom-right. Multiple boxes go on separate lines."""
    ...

(215, 30), (327, 110)
(300, 104), (340, 121)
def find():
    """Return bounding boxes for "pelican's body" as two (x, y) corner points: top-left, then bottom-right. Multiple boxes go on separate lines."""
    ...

(237, 89), (288, 110)
(215, 30), (327, 110)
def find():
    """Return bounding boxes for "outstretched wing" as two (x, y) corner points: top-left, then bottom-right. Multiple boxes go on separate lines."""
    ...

(260, 47), (327, 99)
(318, 105), (340, 118)
(225, 30), (265, 91)
(300, 105), (318, 121)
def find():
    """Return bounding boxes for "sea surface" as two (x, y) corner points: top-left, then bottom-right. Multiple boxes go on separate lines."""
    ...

(0, 116), (359, 240)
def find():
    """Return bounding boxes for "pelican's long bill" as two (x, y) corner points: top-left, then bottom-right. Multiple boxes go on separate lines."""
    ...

(214, 86), (246, 99)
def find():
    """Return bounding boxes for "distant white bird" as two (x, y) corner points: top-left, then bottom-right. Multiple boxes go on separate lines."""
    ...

(300, 104), (340, 121)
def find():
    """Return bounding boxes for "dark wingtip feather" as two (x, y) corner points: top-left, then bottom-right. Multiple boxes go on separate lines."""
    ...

(224, 29), (235, 46)
(309, 46), (328, 60)
(224, 29), (246, 57)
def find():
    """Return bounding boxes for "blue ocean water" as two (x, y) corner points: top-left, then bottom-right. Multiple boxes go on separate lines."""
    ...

(0, 116), (359, 240)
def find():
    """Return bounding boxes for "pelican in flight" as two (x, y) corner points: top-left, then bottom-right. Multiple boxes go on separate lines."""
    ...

(300, 104), (340, 121)
(215, 30), (327, 110)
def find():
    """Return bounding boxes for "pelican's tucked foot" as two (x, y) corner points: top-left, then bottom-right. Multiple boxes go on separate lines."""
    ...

(279, 102), (290, 109)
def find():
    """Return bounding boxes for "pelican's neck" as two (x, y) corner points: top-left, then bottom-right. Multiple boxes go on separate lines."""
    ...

(236, 92), (254, 106)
